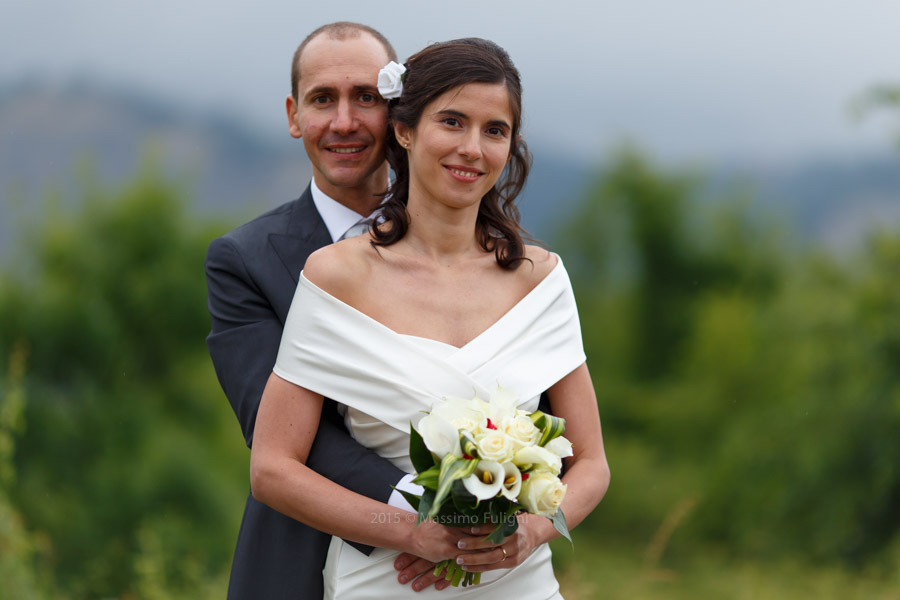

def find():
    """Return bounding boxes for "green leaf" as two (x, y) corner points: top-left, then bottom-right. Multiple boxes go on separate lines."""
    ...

(430, 455), (479, 519)
(450, 479), (481, 517)
(549, 507), (573, 545)
(531, 412), (567, 446)
(460, 431), (479, 458)
(412, 465), (440, 491)
(417, 488), (436, 525)
(396, 488), (421, 512)
(528, 410), (545, 425)
(483, 501), (519, 544)
(409, 422), (437, 473)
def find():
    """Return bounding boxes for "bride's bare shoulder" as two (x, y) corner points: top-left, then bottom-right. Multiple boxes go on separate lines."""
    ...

(303, 237), (374, 299)
(520, 245), (558, 282)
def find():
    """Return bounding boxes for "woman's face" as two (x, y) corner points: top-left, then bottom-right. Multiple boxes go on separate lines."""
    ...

(395, 82), (513, 212)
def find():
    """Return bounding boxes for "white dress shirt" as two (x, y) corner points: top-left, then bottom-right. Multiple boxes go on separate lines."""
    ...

(309, 179), (372, 243)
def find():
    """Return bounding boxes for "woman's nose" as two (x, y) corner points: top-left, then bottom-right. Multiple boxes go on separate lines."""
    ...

(458, 131), (482, 160)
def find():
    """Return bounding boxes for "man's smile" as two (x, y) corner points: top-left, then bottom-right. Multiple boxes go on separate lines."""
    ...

(328, 146), (366, 154)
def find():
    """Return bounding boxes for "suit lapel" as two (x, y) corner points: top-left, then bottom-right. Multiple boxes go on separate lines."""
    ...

(269, 187), (332, 285)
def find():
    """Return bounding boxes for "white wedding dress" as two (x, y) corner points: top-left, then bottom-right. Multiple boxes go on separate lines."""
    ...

(273, 256), (585, 599)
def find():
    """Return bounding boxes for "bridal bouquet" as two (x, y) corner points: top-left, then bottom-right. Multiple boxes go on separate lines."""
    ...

(399, 387), (572, 587)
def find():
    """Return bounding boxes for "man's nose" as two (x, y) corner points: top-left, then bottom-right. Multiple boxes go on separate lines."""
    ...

(330, 100), (358, 135)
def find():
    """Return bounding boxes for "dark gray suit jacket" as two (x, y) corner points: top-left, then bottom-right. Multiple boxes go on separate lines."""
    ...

(205, 187), (406, 599)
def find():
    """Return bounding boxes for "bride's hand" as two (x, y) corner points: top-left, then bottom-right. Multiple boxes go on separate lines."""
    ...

(451, 514), (552, 571)
(406, 519), (468, 564)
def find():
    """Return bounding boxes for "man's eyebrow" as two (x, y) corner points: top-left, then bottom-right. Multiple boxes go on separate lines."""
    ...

(304, 84), (378, 99)
(437, 109), (511, 130)
(304, 85), (335, 99)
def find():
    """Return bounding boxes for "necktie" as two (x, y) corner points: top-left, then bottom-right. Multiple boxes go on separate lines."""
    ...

(339, 217), (374, 241)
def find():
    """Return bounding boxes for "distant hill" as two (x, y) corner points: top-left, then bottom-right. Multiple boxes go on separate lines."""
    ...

(750, 156), (900, 248)
(0, 80), (311, 256)
(0, 80), (590, 252)
(1, 80), (898, 257)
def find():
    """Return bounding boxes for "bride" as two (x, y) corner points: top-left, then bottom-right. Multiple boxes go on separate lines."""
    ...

(250, 37), (610, 598)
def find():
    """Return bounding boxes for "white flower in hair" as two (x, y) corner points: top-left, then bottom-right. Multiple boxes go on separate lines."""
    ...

(377, 61), (406, 99)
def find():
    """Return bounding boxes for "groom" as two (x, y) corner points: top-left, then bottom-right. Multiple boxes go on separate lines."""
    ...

(205, 22), (446, 598)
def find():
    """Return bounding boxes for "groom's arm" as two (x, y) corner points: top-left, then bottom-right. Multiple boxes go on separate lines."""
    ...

(206, 235), (452, 590)
(204, 236), (405, 500)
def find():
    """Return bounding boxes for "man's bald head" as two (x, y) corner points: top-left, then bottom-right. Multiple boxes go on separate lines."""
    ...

(291, 22), (397, 100)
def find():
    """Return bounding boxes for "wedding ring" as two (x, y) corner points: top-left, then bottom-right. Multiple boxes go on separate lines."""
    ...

(500, 547), (507, 562)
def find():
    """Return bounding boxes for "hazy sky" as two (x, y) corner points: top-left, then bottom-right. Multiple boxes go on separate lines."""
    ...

(5, 1), (900, 166)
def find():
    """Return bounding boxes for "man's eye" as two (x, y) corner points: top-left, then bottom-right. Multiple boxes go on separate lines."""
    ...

(312, 96), (330, 105)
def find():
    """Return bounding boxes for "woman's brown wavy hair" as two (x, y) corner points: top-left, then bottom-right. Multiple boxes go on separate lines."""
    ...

(372, 38), (533, 270)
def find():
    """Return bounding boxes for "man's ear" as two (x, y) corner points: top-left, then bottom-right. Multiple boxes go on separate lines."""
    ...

(393, 122), (412, 149)
(286, 95), (302, 139)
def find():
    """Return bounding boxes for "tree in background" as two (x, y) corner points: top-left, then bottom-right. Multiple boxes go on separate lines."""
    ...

(1, 148), (897, 598)
(851, 84), (900, 148)
(553, 148), (900, 569)
(0, 169), (246, 598)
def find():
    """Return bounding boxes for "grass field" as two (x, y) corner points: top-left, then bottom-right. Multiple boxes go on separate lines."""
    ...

(552, 536), (900, 600)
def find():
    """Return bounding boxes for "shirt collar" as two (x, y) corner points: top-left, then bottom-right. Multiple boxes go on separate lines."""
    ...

(309, 178), (389, 242)
(309, 178), (369, 243)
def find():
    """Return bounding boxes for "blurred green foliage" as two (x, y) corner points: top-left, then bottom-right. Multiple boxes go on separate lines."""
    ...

(0, 169), (246, 598)
(0, 149), (897, 598)
(556, 149), (900, 575)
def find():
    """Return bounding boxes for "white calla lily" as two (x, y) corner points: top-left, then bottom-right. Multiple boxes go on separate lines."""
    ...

(417, 412), (462, 459)
(499, 462), (522, 501)
(487, 387), (519, 424)
(462, 460), (505, 500)
(544, 435), (574, 459)
(513, 445), (562, 475)
(434, 396), (488, 434)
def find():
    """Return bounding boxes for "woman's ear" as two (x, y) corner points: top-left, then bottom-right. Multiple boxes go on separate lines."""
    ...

(393, 122), (412, 149)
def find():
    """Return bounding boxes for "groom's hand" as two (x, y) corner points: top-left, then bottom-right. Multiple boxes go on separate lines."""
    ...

(394, 553), (451, 592)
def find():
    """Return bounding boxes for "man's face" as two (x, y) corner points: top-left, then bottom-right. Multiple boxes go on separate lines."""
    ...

(287, 33), (390, 203)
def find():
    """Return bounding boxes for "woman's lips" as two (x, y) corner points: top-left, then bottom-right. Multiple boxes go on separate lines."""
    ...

(445, 165), (483, 182)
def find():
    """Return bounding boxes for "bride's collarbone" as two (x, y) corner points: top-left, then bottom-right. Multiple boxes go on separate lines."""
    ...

(362, 277), (527, 347)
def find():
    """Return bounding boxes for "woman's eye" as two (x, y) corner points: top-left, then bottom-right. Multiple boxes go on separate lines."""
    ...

(359, 93), (377, 104)
(443, 117), (461, 127)
(486, 127), (507, 137)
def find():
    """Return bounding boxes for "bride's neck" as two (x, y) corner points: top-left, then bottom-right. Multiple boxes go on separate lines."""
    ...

(402, 200), (482, 267)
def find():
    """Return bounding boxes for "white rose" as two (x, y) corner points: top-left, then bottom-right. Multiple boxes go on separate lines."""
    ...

(417, 412), (461, 459)
(463, 460), (505, 500)
(513, 446), (562, 475)
(377, 61), (406, 99)
(518, 470), (567, 517)
(501, 414), (541, 450)
(476, 430), (516, 463)
(544, 436), (574, 459)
